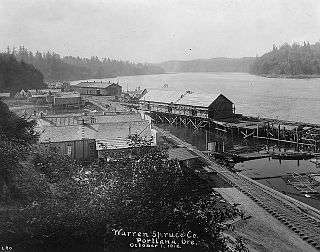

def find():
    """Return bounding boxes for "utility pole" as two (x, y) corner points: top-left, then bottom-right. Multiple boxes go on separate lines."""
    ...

(205, 130), (208, 150)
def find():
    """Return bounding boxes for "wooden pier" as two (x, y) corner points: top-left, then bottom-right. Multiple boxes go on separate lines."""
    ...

(138, 89), (320, 152)
(148, 110), (320, 153)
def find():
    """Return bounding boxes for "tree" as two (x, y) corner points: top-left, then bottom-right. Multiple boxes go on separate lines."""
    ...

(5, 46), (165, 81)
(2, 141), (241, 251)
(250, 41), (320, 76)
(0, 52), (44, 92)
(0, 100), (39, 200)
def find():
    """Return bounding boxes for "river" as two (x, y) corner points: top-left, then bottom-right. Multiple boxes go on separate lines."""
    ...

(71, 72), (320, 209)
(71, 72), (320, 124)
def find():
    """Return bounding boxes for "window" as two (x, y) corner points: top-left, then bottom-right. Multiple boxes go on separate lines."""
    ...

(67, 145), (72, 156)
(89, 143), (96, 156)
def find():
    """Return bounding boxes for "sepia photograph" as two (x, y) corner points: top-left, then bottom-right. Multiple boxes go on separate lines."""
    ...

(1, 0), (320, 251)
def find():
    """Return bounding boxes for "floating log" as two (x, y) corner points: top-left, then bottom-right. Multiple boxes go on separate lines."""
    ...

(271, 152), (314, 160)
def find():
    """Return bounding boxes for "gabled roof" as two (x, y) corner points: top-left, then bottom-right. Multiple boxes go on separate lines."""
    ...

(38, 124), (94, 142)
(75, 81), (119, 88)
(94, 121), (151, 150)
(40, 89), (62, 93)
(38, 120), (152, 150)
(38, 113), (143, 126)
(54, 92), (80, 99)
(140, 89), (223, 108)
(31, 94), (48, 98)
(92, 113), (143, 123)
(168, 147), (198, 161)
(0, 93), (11, 97)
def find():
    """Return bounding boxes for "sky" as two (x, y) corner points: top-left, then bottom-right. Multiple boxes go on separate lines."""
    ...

(1, 0), (320, 63)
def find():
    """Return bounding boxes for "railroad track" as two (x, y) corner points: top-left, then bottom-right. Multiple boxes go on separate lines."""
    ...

(154, 125), (320, 250)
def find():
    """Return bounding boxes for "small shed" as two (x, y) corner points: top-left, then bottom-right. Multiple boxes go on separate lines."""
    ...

(167, 147), (201, 169)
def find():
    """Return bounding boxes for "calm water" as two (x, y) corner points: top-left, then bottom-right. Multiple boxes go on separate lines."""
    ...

(71, 72), (320, 124)
(157, 124), (320, 209)
(235, 158), (320, 179)
(72, 73), (320, 209)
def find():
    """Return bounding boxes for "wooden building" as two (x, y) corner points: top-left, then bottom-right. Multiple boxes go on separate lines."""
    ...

(14, 89), (28, 99)
(53, 92), (82, 108)
(167, 147), (199, 168)
(140, 90), (234, 120)
(72, 81), (122, 97)
(0, 93), (11, 99)
(37, 114), (155, 160)
(38, 124), (97, 160)
(41, 113), (144, 126)
(28, 94), (49, 104)
(45, 81), (71, 91)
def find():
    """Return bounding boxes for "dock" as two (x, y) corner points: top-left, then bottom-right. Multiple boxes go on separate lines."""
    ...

(283, 174), (320, 194)
(153, 125), (320, 250)
(137, 89), (320, 154)
(211, 151), (271, 162)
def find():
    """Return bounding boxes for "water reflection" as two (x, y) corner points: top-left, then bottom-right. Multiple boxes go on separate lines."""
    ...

(158, 124), (320, 210)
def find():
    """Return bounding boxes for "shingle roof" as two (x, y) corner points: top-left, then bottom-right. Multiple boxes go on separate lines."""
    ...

(93, 113), (142, 123)
(31, 94), (48, 98)
(140, 89), (221, 107)
(168, 147), (198, 161)
(39, 125), (95, 142)
(38, 120), (152, 150)
(0, 93), (11, 97)
(75, 82), (119, 88)
(54, 92), (80, 98)
(38, 113), (143, 126)
(94, 121), (152, 150)
(40, 89), (62, 93)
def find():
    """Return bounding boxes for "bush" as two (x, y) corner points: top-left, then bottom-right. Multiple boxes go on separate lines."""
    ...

(1, 146), (239, 252)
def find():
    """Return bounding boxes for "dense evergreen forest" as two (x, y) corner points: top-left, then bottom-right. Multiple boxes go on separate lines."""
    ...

(250, 42), (320, 76)
(159, 57), (255, 73)
(6, 46), (165, 81)
(0, 53), (44, 92)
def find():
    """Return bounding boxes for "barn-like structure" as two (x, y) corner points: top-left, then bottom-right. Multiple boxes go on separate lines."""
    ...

(139, 89), (235, 130)
(72, 81), (122, 97)
(140, 90), (234, 119)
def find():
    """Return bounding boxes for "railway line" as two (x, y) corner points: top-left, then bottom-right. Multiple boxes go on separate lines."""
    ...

(154, 125), (320, 250)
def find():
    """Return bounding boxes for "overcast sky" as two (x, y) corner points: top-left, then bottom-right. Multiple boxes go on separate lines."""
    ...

(0, 0), (319, 63)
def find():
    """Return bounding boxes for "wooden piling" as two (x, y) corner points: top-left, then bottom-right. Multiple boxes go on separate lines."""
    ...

(278, 124), (281, 148)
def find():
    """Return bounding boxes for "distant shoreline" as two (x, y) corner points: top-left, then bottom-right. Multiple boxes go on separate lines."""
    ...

(260, 74), (320, 79)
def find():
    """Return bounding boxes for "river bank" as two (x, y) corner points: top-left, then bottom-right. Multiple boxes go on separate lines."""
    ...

(260, 73), (320, 79)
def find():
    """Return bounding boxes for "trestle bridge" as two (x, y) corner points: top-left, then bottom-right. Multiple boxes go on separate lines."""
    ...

(138, 89), (320, 152)
(154, 125), (320, 250)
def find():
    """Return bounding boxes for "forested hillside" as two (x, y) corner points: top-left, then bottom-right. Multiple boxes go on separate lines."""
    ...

(250, 42), (320, 76)
(7, 46), (165, 81)
(0, 53), (44, 92)
(159, 57), (255, 73)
